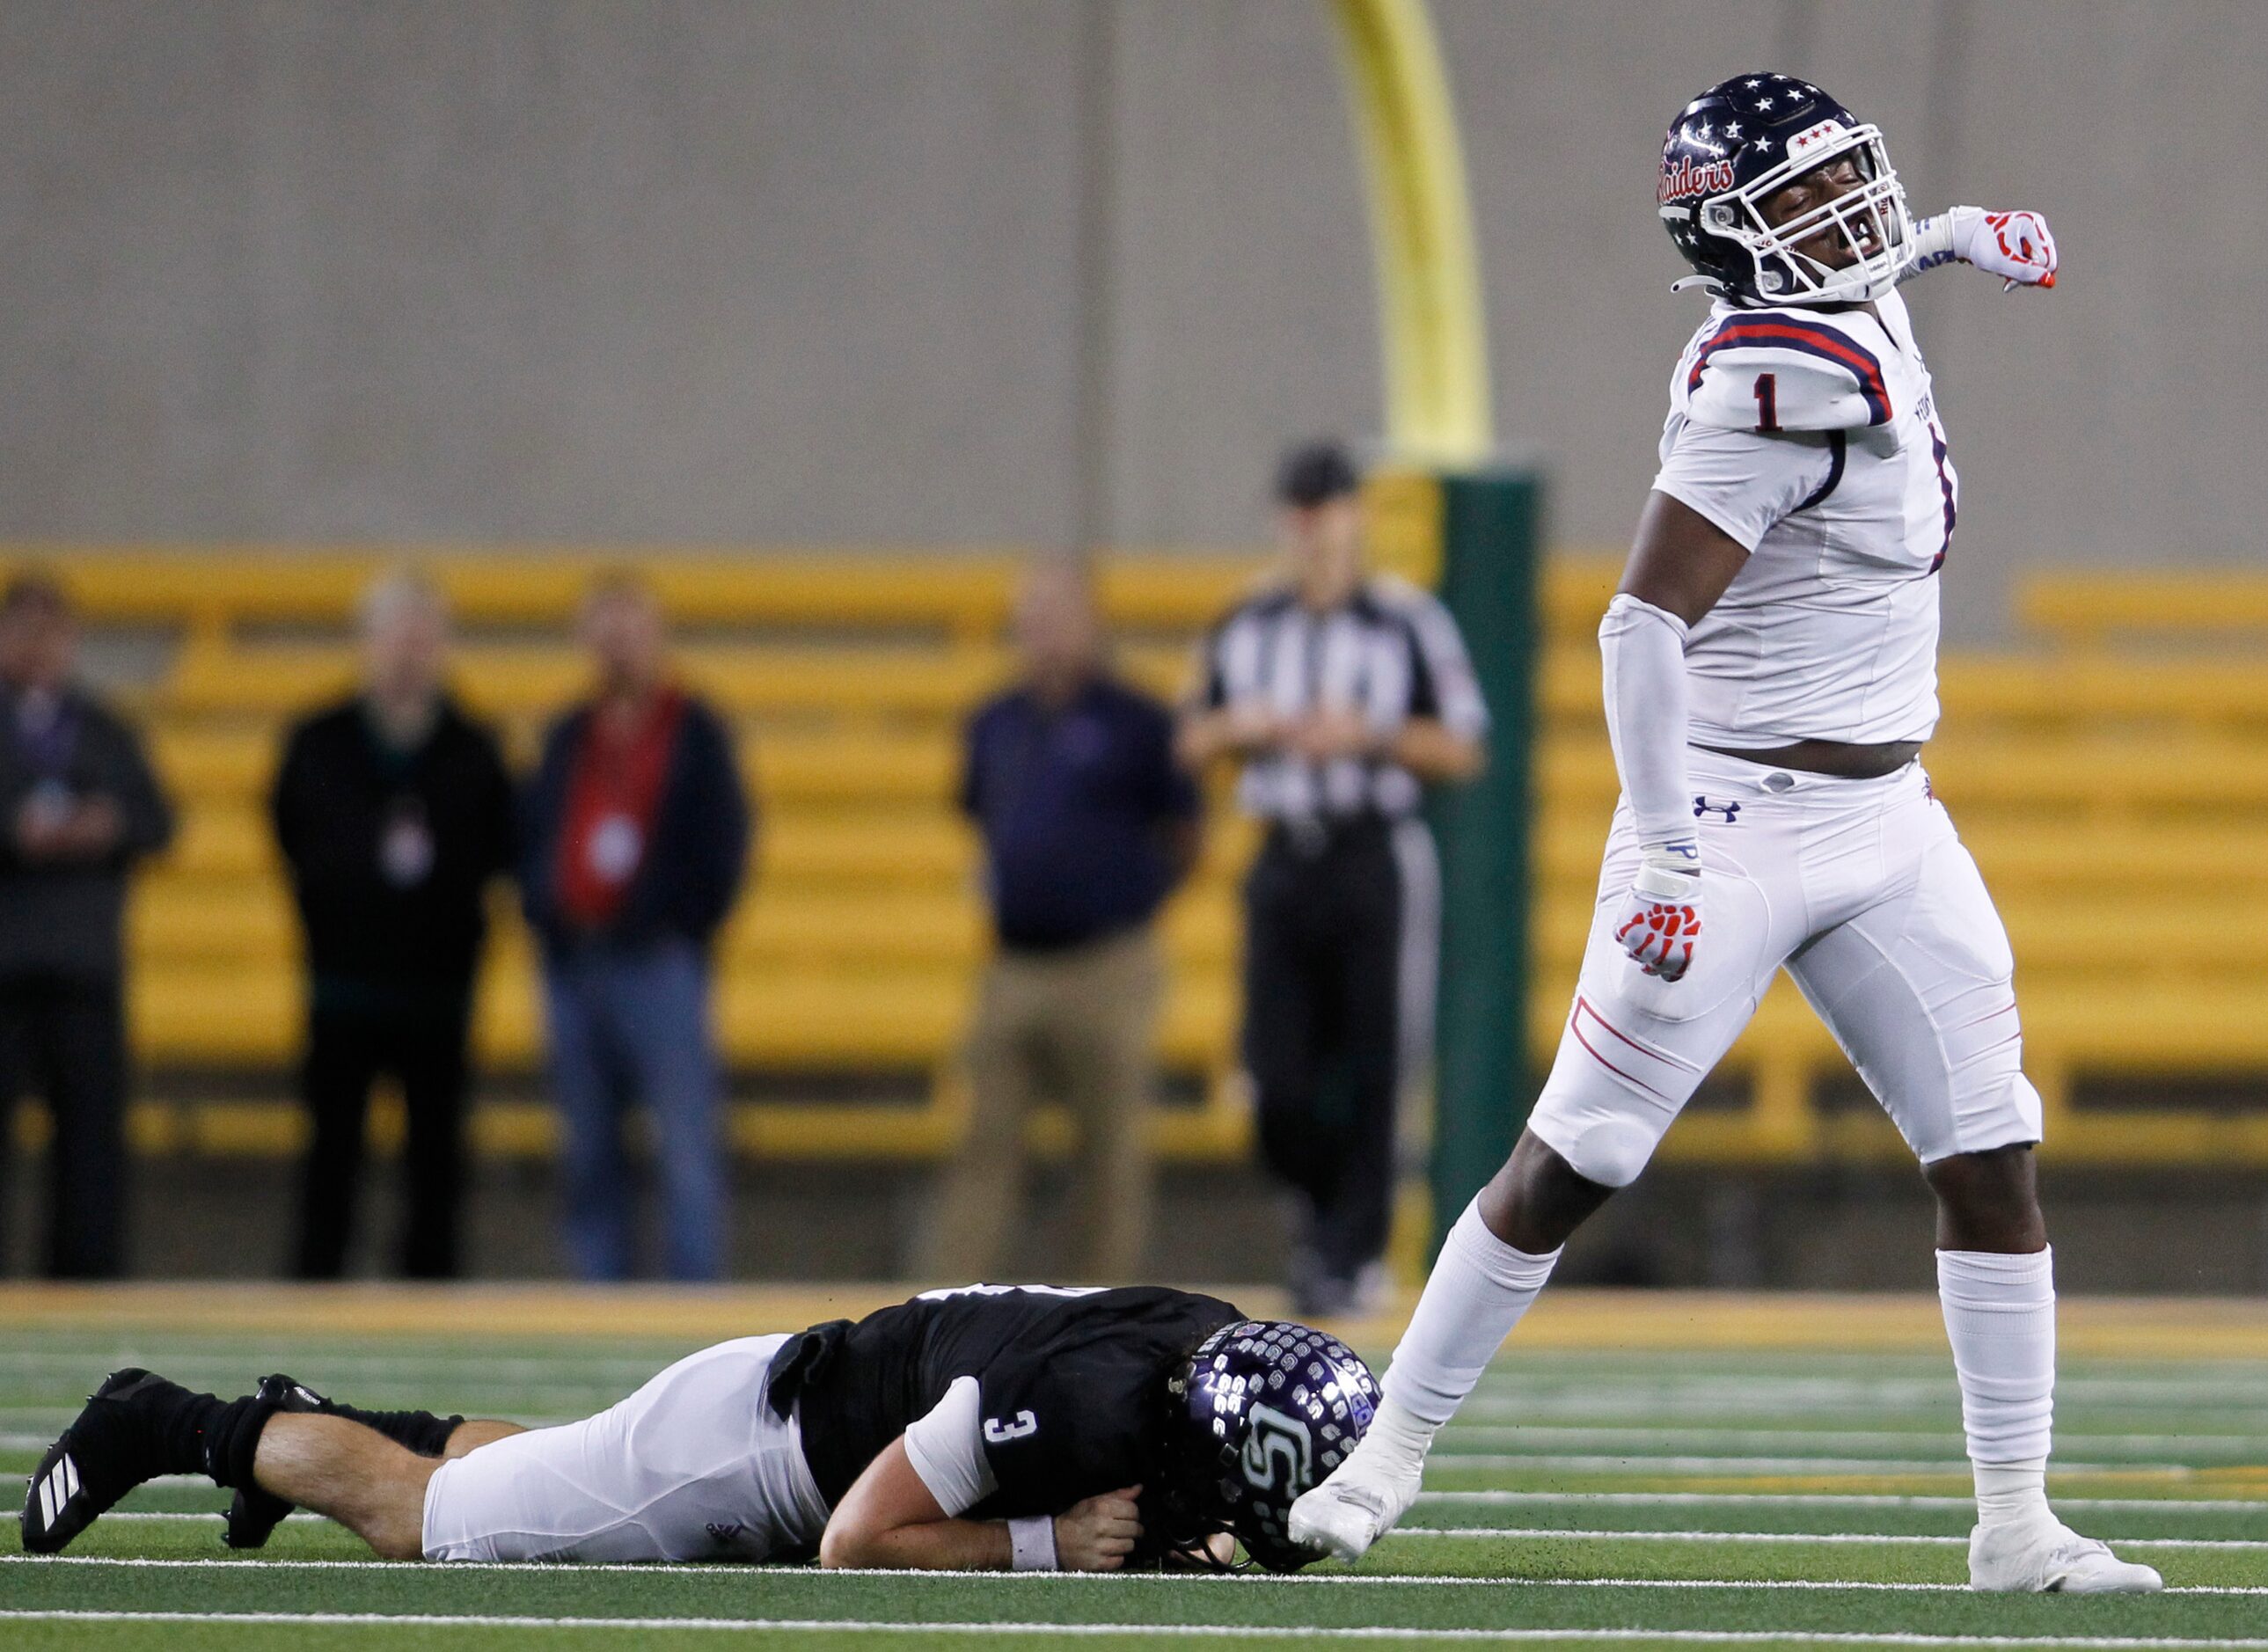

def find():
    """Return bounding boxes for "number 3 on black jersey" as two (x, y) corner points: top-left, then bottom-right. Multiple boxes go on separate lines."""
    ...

(984, 1410), (1038, 1444)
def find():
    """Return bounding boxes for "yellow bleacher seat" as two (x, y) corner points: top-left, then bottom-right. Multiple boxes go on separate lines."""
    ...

(6, 547), (1628, 641)
(160, 640), (1197, 723)
(18, 544), (2268, 1168)
(2017, 570), (2268, 647)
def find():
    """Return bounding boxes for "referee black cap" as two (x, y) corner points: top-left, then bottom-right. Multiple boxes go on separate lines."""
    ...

(1275, 440), (1361, 508)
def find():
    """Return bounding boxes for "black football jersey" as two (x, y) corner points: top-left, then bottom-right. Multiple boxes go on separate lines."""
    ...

(766, 1284), (1241, 1517)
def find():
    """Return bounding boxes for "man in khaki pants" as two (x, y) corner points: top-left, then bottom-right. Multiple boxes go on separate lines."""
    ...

(926, 560), (1201, 1281)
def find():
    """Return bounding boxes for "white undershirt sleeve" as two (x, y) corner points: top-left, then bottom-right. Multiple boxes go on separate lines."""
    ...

(901, 1376), (999, 1517)
(1599, 593), (1696, 849)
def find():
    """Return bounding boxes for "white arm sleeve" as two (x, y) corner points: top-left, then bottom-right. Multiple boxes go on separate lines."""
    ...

(901, 1376), (999, 1517)
(1599, 593), (1695, 850)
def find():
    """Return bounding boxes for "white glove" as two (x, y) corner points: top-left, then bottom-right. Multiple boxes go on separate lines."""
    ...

(1613, 843), (1702, 982)
(1907, 206), (2059, 290)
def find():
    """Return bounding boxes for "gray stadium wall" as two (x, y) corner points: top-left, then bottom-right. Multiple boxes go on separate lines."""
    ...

(2, 1), (2260, 635)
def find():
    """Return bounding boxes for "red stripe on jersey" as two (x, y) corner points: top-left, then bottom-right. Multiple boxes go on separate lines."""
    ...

(1689, 318), (1893, 426)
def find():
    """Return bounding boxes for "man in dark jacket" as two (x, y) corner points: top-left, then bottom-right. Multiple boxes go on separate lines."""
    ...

(927, 559), (1199, 1282)
(270, 572), (515, 1280)
(0, 574), (174, 1277)
(521, 574), (750, 1281)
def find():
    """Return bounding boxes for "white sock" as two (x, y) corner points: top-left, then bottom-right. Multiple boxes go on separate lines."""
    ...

(1367, 1199), (1561, 1463)
(1937, 1246), (2056, 1529)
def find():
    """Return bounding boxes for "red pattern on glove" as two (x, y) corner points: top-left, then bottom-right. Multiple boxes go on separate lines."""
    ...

(1615, 896), (1701, 981)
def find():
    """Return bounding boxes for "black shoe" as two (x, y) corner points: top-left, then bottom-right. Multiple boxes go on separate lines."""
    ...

(21, 1369), (179, 1554)
(222, 1375), (330, 1550)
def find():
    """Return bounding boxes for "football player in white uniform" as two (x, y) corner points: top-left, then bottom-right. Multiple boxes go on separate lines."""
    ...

(1292, 73), (2162, 1596)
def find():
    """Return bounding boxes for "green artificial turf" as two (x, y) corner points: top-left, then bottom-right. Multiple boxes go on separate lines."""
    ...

(4, 1327), (2265, 1649)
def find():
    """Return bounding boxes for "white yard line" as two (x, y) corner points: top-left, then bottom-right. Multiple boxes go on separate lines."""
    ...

(1436, 1426), (2264, 1452)
(10, 1356), (2263, 1405)
(0, 1352), (669, 1380)
(1386, 1527), (2268, 1551)
(1426, 1454), (2199, 1476)
(3, 1611), (2267, 1647)
(1417, 1493), (2268, 1516)
(63, 1512), (2268, 1550)
(0, 1447), (2178, 1476)
(93, 1510), (321, 1524)
(1470, 1376), (2268, 1405)
(67, 1511), (2268, 1549)
(24, 1407), (2257, 1440)
(29, 1400), (2254, 1440)
(6, 1473), (210, 1489)
(8, 1556), (2264, 1596)
(1456, 1393), (2268, 1418)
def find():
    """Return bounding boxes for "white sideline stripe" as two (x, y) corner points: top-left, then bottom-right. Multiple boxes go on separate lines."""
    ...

(4, 1446), (2202, 1477)
(40, 1485), (2258, 1516)
(99, 1511), (322, 1524)
(1471, 1377), (2268, 1402)
(0, 1352), (669, 1379)
(1459, 1386), (2268, 1412)
(1428, 1454), (2194, 1476)
(3, 1614), (2267, 1649)
(1418, 1492), (2268, 1516)
(11, 1357), (2263, 1401)
(27, 1408), (2253, 1450)
(1388, 1527), (2268, 1551)
(76, 1512), (2268, 1549)
(9, 1557), (2264, 1596)
(70, 1511), (2268, 1549)
(1439, 1425), (2264, 1452)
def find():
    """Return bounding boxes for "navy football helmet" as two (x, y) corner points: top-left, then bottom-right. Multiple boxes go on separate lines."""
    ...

(1150, 1319), (1379, 1572)
(1660, 72), (1912, 306)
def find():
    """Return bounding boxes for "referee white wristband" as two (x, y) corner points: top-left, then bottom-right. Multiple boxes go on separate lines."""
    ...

(1008, 1515), (1058, 1572)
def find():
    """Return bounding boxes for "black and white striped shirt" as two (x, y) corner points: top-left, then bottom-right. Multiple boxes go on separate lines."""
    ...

(1196, 575), (1489, 822)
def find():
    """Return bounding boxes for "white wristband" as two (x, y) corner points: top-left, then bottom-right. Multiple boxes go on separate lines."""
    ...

(1008, 1515), (1058, 1572)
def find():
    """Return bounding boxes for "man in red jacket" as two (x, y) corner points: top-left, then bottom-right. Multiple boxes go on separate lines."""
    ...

(521, 574), (751, 1281)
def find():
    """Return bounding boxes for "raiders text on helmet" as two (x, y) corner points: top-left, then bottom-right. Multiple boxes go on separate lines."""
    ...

(1659, 72), (1913, 306)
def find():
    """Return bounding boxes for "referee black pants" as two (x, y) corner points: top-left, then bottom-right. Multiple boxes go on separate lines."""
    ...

(0, 972), (130, 1279)
(294, 992), (473, 1280)
(1241, 816), (1433, 1283)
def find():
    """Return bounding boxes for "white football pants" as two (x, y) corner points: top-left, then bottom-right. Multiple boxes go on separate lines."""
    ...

(1528, 748), (2043, 1187)
(421, 1334), (829, 1562)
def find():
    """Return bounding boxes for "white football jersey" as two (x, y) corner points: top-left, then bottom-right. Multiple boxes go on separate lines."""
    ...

(1650, 286), (1957, 747)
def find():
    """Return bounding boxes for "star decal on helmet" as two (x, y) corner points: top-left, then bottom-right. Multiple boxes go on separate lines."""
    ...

(1656, 73), (1913, 307)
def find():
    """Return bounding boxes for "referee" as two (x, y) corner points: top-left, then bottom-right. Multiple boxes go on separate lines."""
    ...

(1178, 441), (1487, 1317)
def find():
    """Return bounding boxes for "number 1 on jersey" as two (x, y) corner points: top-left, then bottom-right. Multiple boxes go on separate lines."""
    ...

(1752, 372), (1781, 434)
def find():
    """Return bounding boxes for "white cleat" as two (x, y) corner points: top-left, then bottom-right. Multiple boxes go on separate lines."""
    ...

(1970, 1519), (2165, 1594)
(1288, 1450), (1423, 1562)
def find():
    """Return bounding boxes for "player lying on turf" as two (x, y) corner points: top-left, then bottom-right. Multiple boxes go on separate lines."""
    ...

(22, 1285), (1377, 1572)
(1291, 73), (2162, 1597)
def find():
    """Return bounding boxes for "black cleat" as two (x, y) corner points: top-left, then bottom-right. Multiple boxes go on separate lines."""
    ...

(20, 1369), (181, 1554)
(222, 1374), (330, 1550)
